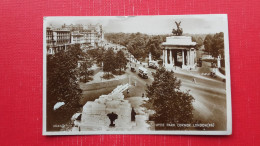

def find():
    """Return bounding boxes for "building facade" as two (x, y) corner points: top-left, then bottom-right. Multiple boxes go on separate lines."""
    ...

(46, 24), (104, 54)
(46, 27), (71, 54)
(82, 24), (103, 48)
(62, 24), (84, 32)
(71, 31), (84, 44)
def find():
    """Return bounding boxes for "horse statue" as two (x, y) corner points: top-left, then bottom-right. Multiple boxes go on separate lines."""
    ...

(172, 21), (183, 36)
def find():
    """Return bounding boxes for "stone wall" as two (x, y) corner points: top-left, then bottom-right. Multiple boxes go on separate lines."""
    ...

(80, 84), (134, 131)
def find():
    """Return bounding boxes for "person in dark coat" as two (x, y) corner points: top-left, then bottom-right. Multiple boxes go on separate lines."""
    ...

(131, 108), (136, 121)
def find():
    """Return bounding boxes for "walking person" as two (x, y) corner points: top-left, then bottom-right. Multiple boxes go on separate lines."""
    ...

(193, 78), (197, 84)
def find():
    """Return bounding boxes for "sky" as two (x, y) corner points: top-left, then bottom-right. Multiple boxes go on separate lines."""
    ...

(45, 15), (227, 35)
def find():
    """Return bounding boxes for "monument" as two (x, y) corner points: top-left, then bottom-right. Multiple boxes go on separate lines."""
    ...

(162, 21), (197, 69)
(217, 55), (221, 68)
(149, 52), (152, 62)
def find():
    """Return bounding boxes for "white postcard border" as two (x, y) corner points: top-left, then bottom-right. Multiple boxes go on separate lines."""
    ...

(43, 14), (232, 135)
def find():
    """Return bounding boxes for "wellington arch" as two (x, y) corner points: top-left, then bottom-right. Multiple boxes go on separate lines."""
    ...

(162, 36), (197, 70)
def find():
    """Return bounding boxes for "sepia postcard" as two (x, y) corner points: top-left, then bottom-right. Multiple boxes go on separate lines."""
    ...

(43, 14), (232, 135)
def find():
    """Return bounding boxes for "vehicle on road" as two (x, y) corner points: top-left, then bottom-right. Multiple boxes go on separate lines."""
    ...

(138, 67), (148, 79)
(197, 58), (202, 67)
(148, 61), (158, 69)
(131, 67), (136, 72)
(210, 72), (217, 78)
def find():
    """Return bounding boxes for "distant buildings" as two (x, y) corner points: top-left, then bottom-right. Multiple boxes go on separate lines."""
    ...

(82, 24), (104, 48)
(46, 24), (104, 55)
(71, 31), (84, 44)
(46, 27), (54, 54)
(46, 27), (70, 54)
(62, 24), (84, 32)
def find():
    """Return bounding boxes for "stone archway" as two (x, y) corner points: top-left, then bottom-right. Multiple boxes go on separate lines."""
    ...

(162, 36), (196, 69)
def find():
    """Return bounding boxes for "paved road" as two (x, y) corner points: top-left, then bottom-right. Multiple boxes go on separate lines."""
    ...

(125, 60), (226, 130)
(102, 41), (227, 130)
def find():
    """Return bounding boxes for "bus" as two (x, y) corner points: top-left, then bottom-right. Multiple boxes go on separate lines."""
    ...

(138, 67), (148, 79)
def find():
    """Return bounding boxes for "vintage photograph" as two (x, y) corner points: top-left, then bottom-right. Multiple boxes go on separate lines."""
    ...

(43, 15), (231, 135)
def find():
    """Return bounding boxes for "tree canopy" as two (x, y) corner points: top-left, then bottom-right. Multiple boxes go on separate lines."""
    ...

(47, 44), (83, 131)
(105, 33), (167, 61)
(87, 47), (105, 65)
(103, 48), (116, 75)
(203, 32), (224, 58)
(78, 59), (93, 83)
(115, 50), (127, 74)
(146, 68), (194, 130)
(146, 38), (162, 60)
(191, 35), (204, 50)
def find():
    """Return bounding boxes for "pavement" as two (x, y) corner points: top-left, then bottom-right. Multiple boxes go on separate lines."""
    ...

(86, 70), (127, 84)
(125, 58), (227, 130)
(126, 96), (153, 131)
(81, 41), (227, 131)
(214, 68), (226, 79)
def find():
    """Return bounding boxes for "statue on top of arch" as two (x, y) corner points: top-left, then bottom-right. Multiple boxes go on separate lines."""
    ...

(172, 21), (183, 36)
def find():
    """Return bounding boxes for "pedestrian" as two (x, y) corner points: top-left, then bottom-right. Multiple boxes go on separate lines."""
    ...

(193, 78), (197, 84)
(131, 108), (136, 121)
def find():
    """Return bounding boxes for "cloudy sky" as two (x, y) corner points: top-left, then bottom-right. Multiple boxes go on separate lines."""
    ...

(45, 15), (227, 35)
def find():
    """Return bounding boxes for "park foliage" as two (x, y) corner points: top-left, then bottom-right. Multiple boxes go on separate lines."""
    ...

(47, 44), (85, 131)
(88, 48), (128, 78)
(105, 32), (205, 62)
(204, 32), (224, 58)
(146, 68), (194, 130)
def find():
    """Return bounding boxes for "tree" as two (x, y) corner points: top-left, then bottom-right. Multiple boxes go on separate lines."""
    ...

(69, 44), (85, 61)
(79, 60), (93, 83)
(146, 68), (194, 130)
(76, 46), (93, 83)
(192, 36), (204, 50)
(103, 48), (116, 77)
(146, 38), (162, 60)
(204, 34), (213, 55)
(203, 32), (224, 58)
(87, 47), (105, 66)
(47, 49), (82, 131)
(115, 50), (127, 74)
(212, 32), (224, 58)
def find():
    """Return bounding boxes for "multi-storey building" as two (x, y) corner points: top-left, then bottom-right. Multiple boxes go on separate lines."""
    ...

(46, 27), (54, 49)
(82, 24), (104, 48)
(62, 24), (84, 32)
(46, 24), (103, 54)
(46, 27), (71, 54)
(71, 31), (84, 44)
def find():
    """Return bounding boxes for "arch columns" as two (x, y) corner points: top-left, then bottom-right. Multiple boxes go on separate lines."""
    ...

(182, 50), (185, 66)
(165, 49), (168, 65)
(169, 50), (173, 65)
(163, 49), (165, 66)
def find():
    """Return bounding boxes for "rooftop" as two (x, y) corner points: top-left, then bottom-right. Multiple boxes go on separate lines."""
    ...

(162, 36), (196, 46)
(52, 28), (70, 32)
